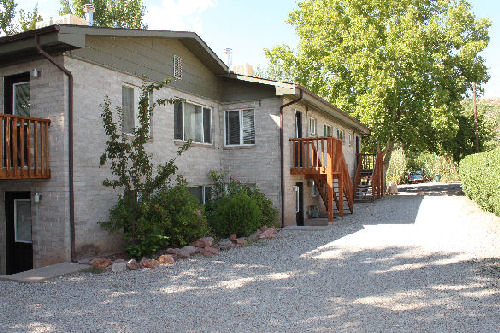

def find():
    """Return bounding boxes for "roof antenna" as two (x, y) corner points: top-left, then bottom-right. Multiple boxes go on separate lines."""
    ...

(224, 48), (232, 68)
(83, 3), (95, 26)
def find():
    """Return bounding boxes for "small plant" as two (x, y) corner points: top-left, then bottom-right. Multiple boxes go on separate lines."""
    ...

(210, 191), (261, 237)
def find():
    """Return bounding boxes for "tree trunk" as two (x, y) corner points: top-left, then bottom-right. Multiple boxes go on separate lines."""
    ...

(381, 140), (395, 193)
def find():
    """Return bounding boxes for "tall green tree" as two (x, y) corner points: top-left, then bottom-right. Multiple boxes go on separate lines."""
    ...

(59, 0), (147, 29)
(264, 0), (490, 173)
(0, 0), (16, 35)
(1, 0), (42, 35)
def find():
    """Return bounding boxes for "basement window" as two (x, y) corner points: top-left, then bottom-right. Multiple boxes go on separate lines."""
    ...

(188, 186), (213, 204)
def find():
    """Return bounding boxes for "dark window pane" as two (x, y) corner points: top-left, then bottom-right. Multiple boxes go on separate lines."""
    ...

(203, 107), (211, 143)
(242, 109), (255, 144)
(122, 86), (135, 134)
(226, 111), (240, 145)
(174, 102), (183, 140)
(204, 186), (212, 203)
(187, 187), (202, 203)
(13, 82), (30, 117)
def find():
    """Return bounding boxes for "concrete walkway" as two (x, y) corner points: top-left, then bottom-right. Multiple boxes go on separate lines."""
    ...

(0, 263), (88, 283)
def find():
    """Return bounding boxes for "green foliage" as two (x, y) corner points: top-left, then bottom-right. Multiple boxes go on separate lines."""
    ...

(210, 191), (262, 237)
(459, 147), (500, 216)
(99, 79), (199, 258)
(446, 98), (499, 161)
(407, 152), (460, 183)
(146, 184), (208, 248)
(1, 0), (41, 35)
(386, 147), (407, 185)
(264, 0), (490, 156)
(206, 170), (279, 237)
(59, 0), (146, 29)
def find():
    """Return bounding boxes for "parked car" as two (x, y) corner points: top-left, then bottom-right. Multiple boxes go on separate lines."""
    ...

(407, 170), (426, 183)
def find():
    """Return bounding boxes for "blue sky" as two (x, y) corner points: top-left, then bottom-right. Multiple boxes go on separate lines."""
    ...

(20, 0), (499, 98)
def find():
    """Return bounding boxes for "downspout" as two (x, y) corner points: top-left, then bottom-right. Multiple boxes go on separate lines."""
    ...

(279, 88), (303, 228)
(35, 34), (76, 263)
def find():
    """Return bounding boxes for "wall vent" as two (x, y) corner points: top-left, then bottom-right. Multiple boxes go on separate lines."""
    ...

(173, 55), (183, 79)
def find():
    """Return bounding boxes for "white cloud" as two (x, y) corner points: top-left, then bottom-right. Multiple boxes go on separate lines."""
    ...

(144, 0), (217, 33)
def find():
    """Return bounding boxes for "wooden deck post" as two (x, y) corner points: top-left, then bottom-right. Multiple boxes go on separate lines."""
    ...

(326, 138), (334, 222)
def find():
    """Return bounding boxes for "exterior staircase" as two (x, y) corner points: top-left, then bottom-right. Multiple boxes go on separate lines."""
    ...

(290, 137), (354, 221)
(353, 152), (384, 202)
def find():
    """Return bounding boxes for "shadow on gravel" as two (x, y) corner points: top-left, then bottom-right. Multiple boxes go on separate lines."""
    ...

(398, 182), (464, 196)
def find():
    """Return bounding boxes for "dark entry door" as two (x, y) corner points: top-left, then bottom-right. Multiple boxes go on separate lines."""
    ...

(5, 192), (33, 275)
(294, 111), (303, 167)
(295, 182), (304, 226)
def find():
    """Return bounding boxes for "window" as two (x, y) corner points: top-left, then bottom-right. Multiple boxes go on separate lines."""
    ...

(309, 117), (317, 135)
(173, 55), (183, 79)
(323, 124), (333, 137)
(348, 134), (352, 146)
(188, 186), (213, 204)
(225, 109), (255, 145)
(14, 199), (32, 243)
(121, 84), (153, 135)
(337, 128), (345, 142)
(174, 101), (212, 143)
(13, 82), (30, 117)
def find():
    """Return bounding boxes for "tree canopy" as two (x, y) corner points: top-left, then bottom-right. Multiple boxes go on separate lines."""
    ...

(263, 0), (491, 157)
(0, 0), (41, 35)
(59, 0), (147, 29)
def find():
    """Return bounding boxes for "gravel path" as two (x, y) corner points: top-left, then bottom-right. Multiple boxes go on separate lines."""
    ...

(1, 183), (499, 332)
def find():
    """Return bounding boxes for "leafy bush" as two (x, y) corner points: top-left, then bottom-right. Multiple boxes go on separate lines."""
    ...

(407, 152), (460, 182)
(102, 183), (208, 258)
(206, 170), (279, 237)
(210, 191), (261, 237)
(459, 147), (500, 216)
(386, 147), (407, 186)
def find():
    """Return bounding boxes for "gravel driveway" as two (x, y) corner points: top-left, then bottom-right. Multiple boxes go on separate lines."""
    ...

(1, 183), (499, 332)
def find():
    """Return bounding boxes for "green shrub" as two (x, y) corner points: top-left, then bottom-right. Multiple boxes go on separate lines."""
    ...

(209, 191), (262, 237)
(459, 147), (500, 216)
(386, 147), (407, 186)
(145, 184), (208, 248)
(248, 188), (279, 228)
(102, 183), (208, 258)
(407, 152), (460, 182)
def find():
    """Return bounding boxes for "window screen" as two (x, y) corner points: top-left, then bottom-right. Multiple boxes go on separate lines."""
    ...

(225, 109), (255, 145)
(174, 102), (183, 140)
(122, 86), (135, 134)
(242, 109), (255, 144)
(14, 199), (32, 243)
(225, 110), (241, 145)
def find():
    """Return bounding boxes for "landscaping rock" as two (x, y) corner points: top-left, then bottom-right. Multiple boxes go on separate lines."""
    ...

(229, 234), (237, 241)
(199, 246), (220, 257)
(140, 258), (159, 269)
(247, 231), (260, 242)
(258, 227), (278, 239)
(111, 262), (127, 273)
(78, 258), (91, 265)
(177, 246), (198, 258)
(126, 259), (141, 270)
(217, 240), (234, 251)
(191, 237), (214, 248)
(235, 237), (247, 246)
(114, 258), (125, 263)
(158, 254), (175, 265)
(166, 248), (178, 255)
(90, 258), (112, 270)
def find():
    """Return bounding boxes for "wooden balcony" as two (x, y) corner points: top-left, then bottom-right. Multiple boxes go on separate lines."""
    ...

(289, 137), (354, 222)
(354, 152), (384, 201)
(0, 114), (51, 180)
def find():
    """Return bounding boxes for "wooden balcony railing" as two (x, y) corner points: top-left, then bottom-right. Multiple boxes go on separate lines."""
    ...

(354, 152), (384, 200)
(289, 137), (354, 221)
(0, 114), (51, 179)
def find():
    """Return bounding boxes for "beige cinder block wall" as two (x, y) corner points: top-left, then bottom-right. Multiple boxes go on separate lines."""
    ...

(0, 57), (70, 273)
(220, 97), (282, 208)
(66, 57), (224, 258)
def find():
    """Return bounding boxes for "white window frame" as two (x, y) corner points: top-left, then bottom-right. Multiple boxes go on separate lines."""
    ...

(121, 83), (153, 136)
(14, 199), (32, 243)
(175, 100), (212, 144)
(309, 117), (317, 136)
(12, 81), (30, 116)
(324, 124), (333, 137)
(349, 134), (352, 146)
(337, 128), (345, 142)
(224, 108), (256, 146)
(295, 186), (300, 213)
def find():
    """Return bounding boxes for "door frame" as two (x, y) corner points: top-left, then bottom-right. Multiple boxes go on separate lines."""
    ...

(5, 191), (33, 275)
(295, 182), (304, 226)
